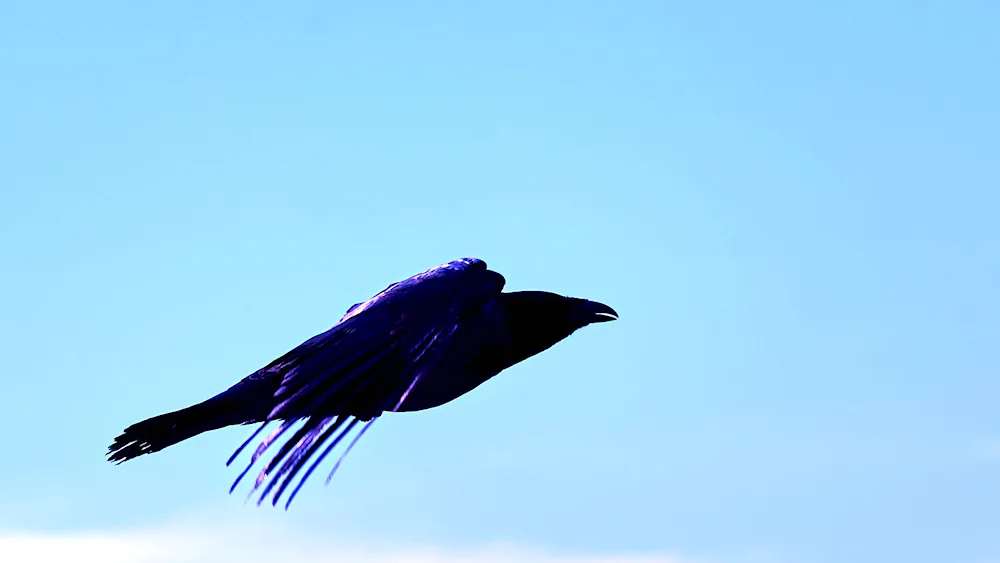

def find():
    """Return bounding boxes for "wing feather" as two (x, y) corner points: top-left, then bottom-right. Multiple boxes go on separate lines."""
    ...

(228, 258), (505, 507)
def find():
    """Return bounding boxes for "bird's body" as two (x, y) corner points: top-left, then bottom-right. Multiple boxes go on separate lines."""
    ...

(108, 258), (617, 507)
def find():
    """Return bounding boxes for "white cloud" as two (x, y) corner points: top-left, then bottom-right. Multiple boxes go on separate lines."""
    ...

(0, 515), (687, 563)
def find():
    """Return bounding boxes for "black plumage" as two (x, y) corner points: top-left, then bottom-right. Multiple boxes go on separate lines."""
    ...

(107, 258), (617, 508)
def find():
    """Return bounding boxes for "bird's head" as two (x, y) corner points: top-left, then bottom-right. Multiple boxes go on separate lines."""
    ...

(503, 291), (618, 330)
(496, 291), (618, 367)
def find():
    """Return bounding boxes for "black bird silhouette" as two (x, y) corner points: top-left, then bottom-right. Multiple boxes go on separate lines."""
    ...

(107, 258), (618, 508)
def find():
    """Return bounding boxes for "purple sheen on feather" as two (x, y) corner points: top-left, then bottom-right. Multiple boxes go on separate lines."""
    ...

(321, 417), (377, 489)
(254, 417), (336, 506)
(283, 417), (362, 508)
(227, 421), (270, 467)
(271, 415), (352, 505)
(229, 419), (296, 494)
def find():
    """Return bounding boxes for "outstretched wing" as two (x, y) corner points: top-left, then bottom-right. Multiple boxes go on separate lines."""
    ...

(228, 258), (506, 508)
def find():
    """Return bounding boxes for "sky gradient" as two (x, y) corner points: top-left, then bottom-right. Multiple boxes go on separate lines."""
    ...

(1, 1), (998, 562)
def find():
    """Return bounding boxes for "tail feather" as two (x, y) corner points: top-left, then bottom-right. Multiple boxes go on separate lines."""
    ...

(107, 403), (229, 463)
(107, 373), (280, 463)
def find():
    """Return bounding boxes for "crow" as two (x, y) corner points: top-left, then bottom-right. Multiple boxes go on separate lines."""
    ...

(107, 257), (617, 508)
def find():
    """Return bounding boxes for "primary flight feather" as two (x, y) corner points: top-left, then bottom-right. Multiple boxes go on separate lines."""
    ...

(107, 258), (618, 508)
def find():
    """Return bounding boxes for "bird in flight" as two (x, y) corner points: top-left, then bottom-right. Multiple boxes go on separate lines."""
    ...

(107, 258), (618, 508)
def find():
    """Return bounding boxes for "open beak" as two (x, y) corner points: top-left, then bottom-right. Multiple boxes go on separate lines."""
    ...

(584, 300), (619, 323)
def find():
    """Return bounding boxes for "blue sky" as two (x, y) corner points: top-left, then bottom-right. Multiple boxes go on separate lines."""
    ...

(1, 1), (998, 562)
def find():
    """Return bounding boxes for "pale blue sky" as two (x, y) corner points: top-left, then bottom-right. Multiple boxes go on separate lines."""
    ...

(1, 1), (998, 562)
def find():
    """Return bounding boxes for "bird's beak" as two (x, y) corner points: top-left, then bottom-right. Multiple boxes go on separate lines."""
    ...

(582, 300), (619, 323)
